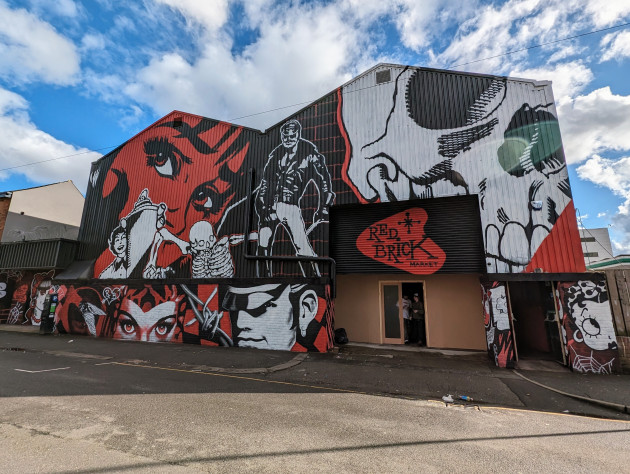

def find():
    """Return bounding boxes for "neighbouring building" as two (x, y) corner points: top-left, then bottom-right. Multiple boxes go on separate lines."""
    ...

(0, 181), (84, 325)
(27, 64), (622, 374)
(580, 227), (613, 265)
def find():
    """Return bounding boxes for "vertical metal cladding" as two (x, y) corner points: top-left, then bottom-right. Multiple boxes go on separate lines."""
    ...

(340, 64), (584, 274)
(78, 64), (584, 281)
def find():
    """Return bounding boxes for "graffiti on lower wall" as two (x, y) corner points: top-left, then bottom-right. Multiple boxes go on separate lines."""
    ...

(53, 282), (333, 352)
(556, 279), (619, 374)
(481, 281), (515, 368)
(0, 270), (55, 325)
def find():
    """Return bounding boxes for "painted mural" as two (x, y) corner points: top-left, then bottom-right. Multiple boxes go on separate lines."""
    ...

(341, 66), (583, 274)
(53, 282), (333, 352)
(556, 279), (620, 374)
(255, 119), (335, 277)
(80, 65), (583, 279)
(91, 118), (252, 280)
(481, 282), (516, 368)
(0, 270), (56, 325)
(356, 208), (446, 274)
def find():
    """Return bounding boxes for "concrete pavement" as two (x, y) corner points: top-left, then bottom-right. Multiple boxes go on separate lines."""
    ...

(1, 326), (629, 420)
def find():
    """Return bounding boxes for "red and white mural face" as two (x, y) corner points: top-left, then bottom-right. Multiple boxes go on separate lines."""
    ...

(481, 282), (516, 368)
(53, 282), (333, 352)
(556, 279), (620, 374)
(93, 116), (249, 280)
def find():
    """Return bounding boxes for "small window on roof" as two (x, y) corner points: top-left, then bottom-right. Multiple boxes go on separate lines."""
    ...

(173, 116), (183, 128)
(375, 69), (391, 85)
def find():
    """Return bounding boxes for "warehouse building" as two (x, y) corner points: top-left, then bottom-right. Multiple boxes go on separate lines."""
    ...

(29, 64), (622, 373)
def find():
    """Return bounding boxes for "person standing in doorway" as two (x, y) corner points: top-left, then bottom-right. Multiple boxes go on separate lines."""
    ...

(401, 294), (412, 344)
(411, 293), (426, 346)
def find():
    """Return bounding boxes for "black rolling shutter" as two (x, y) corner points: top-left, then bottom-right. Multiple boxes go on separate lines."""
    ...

(330, 195), (484, 274)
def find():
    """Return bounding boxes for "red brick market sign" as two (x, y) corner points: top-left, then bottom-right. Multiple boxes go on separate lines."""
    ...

(356, 208), (446, 274)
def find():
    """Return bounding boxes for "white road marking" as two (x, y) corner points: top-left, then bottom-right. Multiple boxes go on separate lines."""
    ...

(14, 367), (70, 374)
(94, 362), (115, 366)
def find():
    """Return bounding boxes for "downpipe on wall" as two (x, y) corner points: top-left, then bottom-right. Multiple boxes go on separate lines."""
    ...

(243, 168), (336, 299)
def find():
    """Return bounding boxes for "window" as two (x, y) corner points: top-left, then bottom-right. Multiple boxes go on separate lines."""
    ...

(375, 69), (391, 85)
(581, 237), (596, 243)
(584, 252), (599, 257)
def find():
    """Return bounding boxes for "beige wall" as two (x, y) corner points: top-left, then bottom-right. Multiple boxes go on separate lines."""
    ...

(335, 273), (486, 351)
(9, 181), (84, 226)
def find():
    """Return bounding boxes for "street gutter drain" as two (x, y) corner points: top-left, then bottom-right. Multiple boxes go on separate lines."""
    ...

(6, 347), (26, 352)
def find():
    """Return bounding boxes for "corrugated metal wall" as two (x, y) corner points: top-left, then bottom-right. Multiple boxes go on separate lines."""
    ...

(77, 64), (584, 282)
(331, 196), (484, 274)
(341, 65), (584, 274)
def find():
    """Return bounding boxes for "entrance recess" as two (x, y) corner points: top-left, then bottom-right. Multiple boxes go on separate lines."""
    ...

(508, 281), (565, 364)
(379, 281), (426, 345)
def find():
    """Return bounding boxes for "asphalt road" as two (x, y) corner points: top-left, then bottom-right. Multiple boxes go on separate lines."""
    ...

(1, 337), (630, 472)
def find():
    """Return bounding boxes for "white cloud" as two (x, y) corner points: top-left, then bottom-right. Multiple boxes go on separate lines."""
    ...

(577, 155), (630, 253)
(153, 0), (230, 32)
(25, 0), (81, 18)
(597, 212), (608, 218)
(0, 87), (100, 192)
(0, 1), (80, 85)
(585, 0), (630, 27)
(557, 87), (630, 164)
(510, 61), (593, 101)
(125, 2), (370, 129)
(601, 30), (630, 62)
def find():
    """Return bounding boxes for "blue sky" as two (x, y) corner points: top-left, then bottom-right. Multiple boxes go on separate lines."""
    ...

(1, 0), (629, 253)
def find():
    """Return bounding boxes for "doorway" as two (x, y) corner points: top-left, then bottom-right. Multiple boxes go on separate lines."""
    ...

(379, 281), (426, 345)
(508, 281), (564, 363)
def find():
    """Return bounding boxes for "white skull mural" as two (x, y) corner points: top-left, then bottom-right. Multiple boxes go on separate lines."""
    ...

(342, 66), (573, 273)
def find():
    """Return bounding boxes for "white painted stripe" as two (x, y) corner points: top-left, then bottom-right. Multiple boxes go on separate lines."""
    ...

(14, 367), (71, 374)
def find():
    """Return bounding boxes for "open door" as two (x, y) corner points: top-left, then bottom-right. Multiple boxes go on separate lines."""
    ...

(481, 281), (517, 368)
(380, 282), (403, 344)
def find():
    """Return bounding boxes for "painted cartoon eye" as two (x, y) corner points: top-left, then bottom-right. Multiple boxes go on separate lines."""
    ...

(191, 182), (222, 217)
(144, 138), (190, 179)
(121, 321), (136, 334)
(581, 317), (601, 337)
(154, 317), (175, 337)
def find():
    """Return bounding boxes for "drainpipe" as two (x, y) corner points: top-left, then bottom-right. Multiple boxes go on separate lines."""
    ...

(242, 168), (336, 298)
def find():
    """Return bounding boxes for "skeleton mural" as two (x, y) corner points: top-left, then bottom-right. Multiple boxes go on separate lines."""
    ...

(341, 66), (575, 273)
(556, 279), (620, 374)
(52, 282), (333, 352)
(92, 116), (249, 279)
(481, 282), (515, 368)
(144, 220), (245, 279)
(255, 119), (335, 277)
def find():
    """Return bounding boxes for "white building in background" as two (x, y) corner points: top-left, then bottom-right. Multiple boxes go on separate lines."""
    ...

(579, 227), (613, 265)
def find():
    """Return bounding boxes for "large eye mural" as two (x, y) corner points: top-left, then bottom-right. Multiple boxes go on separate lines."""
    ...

(93, 116), (250, 280)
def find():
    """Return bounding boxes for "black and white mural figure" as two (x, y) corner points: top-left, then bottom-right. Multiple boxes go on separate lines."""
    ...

(99, 189), (167, 279)
(222, 283), (319, 351)
(557, 279), (619, 374)
(342, 66), (572, 272)
(143, 220), (244, 279)
(255, 119), (335, 276)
